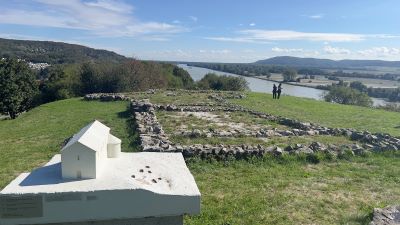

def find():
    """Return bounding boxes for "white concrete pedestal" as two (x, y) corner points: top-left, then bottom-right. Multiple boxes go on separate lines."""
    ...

(0, 153), (200, 225)
(34, 216), (183, 225)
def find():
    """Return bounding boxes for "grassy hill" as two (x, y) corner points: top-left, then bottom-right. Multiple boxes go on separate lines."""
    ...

(0, 94), (399, 224)
(0, 38), (127, 64)
(232, 92), (400, 136)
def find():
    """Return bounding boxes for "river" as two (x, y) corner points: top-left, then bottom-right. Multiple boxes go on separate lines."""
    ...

(178, 64), (393, 107)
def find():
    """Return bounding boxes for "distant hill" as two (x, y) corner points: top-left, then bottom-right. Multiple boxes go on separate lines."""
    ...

(0, 38), (127, 64)
(255, 56), (400, 68)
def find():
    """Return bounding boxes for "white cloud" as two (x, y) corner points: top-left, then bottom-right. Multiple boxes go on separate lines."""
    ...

(189, 16), (198, 22)
(323, 46), (351, 54)
(249, 23), (256, 27)
(272, 47), (304, 53)
(83, 0), (133, 13)
(207, 29), (399, 44)
(0, 0), (186, 38)
(205, 37), (273, 44)
(137, 49), (263, 63)
(240, 30), (365, 42)
(198, 49), (231, 54)
(358, 47), (400, 57)
(306, 14), (325, 19)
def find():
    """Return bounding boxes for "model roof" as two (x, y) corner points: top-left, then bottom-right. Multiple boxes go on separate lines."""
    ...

(61, 120), (110, 152)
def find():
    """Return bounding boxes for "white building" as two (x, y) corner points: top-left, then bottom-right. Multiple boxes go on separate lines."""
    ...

(0, 121), (200, 225)
(61, 120), (121, 179)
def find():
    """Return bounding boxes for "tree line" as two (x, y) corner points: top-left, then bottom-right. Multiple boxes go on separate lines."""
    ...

(0, 59), (249, 119)
(187, 62), (400, 81)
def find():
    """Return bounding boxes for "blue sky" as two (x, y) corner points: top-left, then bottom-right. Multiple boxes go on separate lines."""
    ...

(0, 0), (399, 62)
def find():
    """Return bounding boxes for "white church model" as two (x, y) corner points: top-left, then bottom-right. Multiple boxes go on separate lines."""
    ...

(61, 120), (121, 179)
(0, 120), (201, 225)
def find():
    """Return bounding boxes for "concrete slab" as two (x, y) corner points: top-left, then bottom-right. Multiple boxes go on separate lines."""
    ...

(34, 216), (183, 225)
(0, 152), (200, 225)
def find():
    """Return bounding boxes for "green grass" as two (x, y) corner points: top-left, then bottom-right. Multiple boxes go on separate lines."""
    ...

(171, 135), (358, 148)
(126, 91), (217, 105)
(0, 98), (134, 188)
(156, 110), (286, 135)
(1, 94), (400, 225)
(231, 92), (400, 136)
(185, 152), (400, 225)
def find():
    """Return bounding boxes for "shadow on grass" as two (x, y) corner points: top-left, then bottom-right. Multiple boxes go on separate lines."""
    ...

(118, 108), (141, 152)
(344, 210), (374, 225)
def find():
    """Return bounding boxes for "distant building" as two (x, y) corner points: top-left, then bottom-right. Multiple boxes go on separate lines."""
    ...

(27, 62), (50, 70)
(61, 120), (121, 179)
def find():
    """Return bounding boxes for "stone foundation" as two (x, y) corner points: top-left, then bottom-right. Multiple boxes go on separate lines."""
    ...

(84, 92), (400, 159)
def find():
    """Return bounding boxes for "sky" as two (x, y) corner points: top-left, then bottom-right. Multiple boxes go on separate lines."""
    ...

(0, 0), (399, 62)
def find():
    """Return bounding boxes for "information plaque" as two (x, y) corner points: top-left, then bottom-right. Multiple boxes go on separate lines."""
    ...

(0, 195), (43, 218)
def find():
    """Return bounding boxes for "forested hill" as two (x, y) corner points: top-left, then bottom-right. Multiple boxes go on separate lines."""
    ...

(0, 38), (127, 64)
(255, 56), (400, 68)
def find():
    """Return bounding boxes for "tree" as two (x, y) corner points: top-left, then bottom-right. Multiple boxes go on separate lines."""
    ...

(172, 67), (194, 88)
(282, 69), (297, 82)
(80, 62), (100, 94)
(350, 81), (368, 93)
(324, 86), (372, 107)
(40, 65), (76, 102)
(197, 73), (249, 91)
(0, 59), (38, 119)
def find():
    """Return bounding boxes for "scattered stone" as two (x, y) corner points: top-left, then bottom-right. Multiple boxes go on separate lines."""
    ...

(86, 91), (400, 160)
(370, 205), (400, 225)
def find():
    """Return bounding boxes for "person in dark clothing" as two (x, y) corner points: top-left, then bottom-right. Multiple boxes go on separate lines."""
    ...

(272, 84), (277, 99)
(277, 83), (282, 99)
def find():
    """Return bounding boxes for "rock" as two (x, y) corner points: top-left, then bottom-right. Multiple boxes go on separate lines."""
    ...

(166, 104), (177, 111)
(351, 132), (364, 141)
(280, 130), (295, 136)
(309, 142), (327, 152)
(266, 146), (283, 156)
(370, 205), (400, 225)
(299, 122), (312, 130)
(306, 130), (317, 136)
(351, 144), (367, 155)
(190, 129), (202, 138)
(284, 145), (294, 152)
(297, 147), (314, 154)
(153, 125), (163, 134)
(146, 89), (156, 94)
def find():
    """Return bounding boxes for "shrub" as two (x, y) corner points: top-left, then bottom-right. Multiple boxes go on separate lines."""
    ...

(197, 73), (249, 91)
(324, 86), (373, 107)
(283, 69), (297, 82)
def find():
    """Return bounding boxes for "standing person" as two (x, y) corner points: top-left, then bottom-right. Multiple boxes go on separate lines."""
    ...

(277, 83), (282, 99)
(272, 84), (277, 99)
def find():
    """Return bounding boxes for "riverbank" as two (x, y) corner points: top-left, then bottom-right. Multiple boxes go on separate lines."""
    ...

(179, 64), (396, 106)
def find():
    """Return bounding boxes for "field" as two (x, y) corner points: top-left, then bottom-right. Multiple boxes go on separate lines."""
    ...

(0, 94), (400, 224)
(231, 92), (400, 136)
(261, 73), (400, 89)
